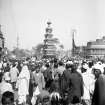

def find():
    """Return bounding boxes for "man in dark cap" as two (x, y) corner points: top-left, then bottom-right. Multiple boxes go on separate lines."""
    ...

(69, 64), (84, 105)
(60, 63), (72, 105)
(43, 63), (53, 91)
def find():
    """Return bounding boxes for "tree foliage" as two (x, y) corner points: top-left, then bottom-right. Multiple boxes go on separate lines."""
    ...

(32, 43), (44, 59)
(59, 44), (64, 49)
(11, 48), (31, 59)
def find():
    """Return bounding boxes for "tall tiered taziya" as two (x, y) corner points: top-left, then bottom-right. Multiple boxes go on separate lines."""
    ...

(43, 21), (59, 58)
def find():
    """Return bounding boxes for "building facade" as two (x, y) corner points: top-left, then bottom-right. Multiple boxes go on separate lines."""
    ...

(72, 46), (87, 58)
(87, 36), (105, 58)
(71, 29), (87, 58)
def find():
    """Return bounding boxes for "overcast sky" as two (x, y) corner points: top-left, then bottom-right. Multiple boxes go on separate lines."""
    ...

(0, 0), (105, 50)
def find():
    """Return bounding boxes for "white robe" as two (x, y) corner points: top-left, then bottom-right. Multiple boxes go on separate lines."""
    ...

(17, 65), (30, 104)
(82, 71), (95, 100)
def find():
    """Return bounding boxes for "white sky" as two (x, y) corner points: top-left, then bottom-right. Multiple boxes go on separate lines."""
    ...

(0, 0), (105, 50)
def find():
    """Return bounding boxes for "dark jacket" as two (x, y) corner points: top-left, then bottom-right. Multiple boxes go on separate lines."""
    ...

(43, 68), (53, 89)
(69, 71), (84, 104)
(61, 69), (71, 93)
(92, 74), (105, 105)
(50, 79), (60, 93)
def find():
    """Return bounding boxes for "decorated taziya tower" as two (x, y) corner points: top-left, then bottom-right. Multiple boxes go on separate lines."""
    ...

(43, 21), (59, 58)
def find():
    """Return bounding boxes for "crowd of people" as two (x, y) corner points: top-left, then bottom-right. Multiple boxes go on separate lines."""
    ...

(0, 56), (105, 105)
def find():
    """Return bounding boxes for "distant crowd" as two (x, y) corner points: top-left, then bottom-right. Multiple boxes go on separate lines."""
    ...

(0, 56), (105, 105)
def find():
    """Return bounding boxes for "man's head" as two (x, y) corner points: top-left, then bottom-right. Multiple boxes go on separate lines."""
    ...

(58, 61), (64, 66)
(45, 63), (50, 68)
(36, 65), (41, 73)
(94, 69), (101, 79)
(12, 63), (16, 68)
(2, 91), (14, 105)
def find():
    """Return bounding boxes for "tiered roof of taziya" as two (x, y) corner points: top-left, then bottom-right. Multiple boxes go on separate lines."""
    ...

(43, 21), (58, 58)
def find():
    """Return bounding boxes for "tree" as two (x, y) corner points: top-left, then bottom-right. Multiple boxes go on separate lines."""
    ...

(56, 44), (65, 59)
(11, 48), (31, 59)
(32, 43), (44, 59)
(59, 44), (64, 49)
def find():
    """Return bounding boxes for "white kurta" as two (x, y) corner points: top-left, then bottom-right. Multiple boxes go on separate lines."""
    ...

(18, 65), (30, 95)
(82, 71), (95, 100)
(10, 67), (19, 82)
(0, 81), (13, 95)
(17, 65), (30, 104)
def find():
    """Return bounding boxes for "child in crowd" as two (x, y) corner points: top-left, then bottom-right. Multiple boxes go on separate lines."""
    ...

(1, 91), (14, 105)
